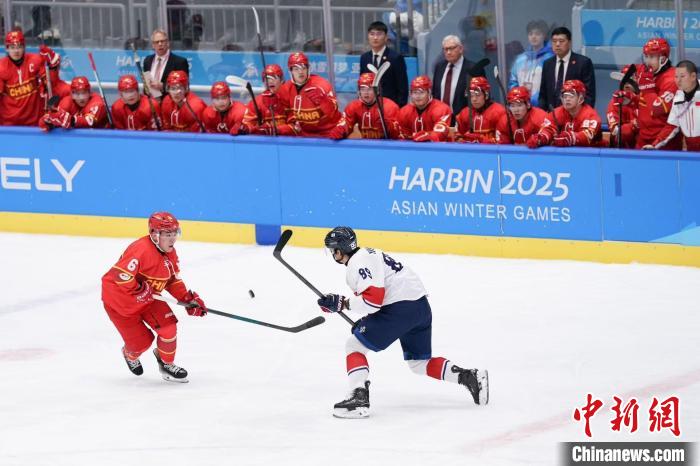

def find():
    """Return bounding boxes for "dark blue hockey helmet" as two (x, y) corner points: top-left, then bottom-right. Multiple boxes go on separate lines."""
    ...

(324, 226), (358, 255)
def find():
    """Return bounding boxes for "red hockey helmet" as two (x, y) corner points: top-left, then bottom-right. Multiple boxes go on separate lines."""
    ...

(288, 52), (309, 69)
(469, 76), (491, 94)
(410, 75), (432, 91)
(148, 212), (180, 233)
(643, 37), (670, 58)
(358, 72), (375, 89)
(118, 74), (139, 92)
(263, 64), (284, 79)
(210, 81), (231, 98)
(5, 30), (25, 46)
(70, 76), (91, 93)
(507, 86), (531, 104)
(166, 70), (189, 88)
(560, 79), (586, 98)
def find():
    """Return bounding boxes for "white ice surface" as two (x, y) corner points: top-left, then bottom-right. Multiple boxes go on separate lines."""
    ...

(1, 233), (698, 466)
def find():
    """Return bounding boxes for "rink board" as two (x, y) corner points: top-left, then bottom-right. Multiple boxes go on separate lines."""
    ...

(1, 127), (699, 267)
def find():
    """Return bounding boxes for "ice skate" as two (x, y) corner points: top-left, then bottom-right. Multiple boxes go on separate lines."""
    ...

(333, 381), (370, 418)
(452, 366), (489, 405)
(153, 348), (188, 383)
(122, 347), (143, 376)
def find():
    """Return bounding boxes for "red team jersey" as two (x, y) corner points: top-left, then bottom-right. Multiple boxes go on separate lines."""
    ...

(202, 101), (247, 134)
(344, 97), (401, 139)
(101, 236), (190, 316)
(277, 74), (345, 137)
(495, 107), (551, 145)
(54, 93), (109, 128)
(455, 101), (507, 143)
(0, 53), (47, 126)
(397, 99), (452, 141)
(111, 95), (161, 130)
(161, 94), (207, 132)
(605, 96), (639, 148)
(636, 65), (681, 149)
(240, 91), (293, 135)
(540, 104), (602, 146)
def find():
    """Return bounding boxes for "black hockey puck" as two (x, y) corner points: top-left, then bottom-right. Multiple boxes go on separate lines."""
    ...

(248, 289), (255, 298)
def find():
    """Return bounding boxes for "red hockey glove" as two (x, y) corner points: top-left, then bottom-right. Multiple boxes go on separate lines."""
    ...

(253, 122), (273, 135)
(412, 130), (438, 142)
(526, 133), (547, 149)
(612, 90), (638, 107)
(39, 44), (60, 69)
(327, 125), (346, 140)
(183, 290), (207, 317)
(462, 132), (483, 144)
(552, 131), (576, 147)
(43, 107), (71, 129)
(134, 281), (154, 305)
(304, 86), (327, 105)
(317, 294), (346, 313)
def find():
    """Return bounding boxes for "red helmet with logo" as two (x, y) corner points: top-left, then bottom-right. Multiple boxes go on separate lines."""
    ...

(410, 75), (432, 91)
(166, 70), (189, 88)
(263, 64), (284, 80)
(210, 81), (230, 98)
(643, 37), (670, 57)
(358, 72), (375, 89)
(287, 52), (309, 69)
(5, 30), (25, 46)
(148, 212), (180, 233)
(70, 76), (91, 93)
(507, 86), (531, 104)
(560, 79), (586, 98)
(118, 74), (139, 92)
(469, 76), (491, 94)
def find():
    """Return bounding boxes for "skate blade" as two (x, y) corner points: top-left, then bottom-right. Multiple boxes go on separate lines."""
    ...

(333, 407), (369, 419)
(160, 372), (189, 383)
(478, 370), (489, 405)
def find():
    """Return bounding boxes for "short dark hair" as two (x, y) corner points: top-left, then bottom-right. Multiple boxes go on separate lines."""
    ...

(551, 26), (572, 41)
(368, 21), (388, 34)
(526, 20), (548, 35)
(677, 60), (698, 75)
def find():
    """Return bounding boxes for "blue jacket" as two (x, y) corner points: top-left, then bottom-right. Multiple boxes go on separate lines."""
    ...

(508, 42), (554, 106)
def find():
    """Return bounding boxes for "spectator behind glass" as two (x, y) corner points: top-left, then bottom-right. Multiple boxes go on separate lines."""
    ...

(359, 21), (409, 107)
(508, 20), (552, 107)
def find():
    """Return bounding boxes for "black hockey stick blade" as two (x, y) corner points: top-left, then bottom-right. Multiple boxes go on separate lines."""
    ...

(619, 63), (637, 91)
(48, 95), (60, 109)
(273, 228), (293, 257)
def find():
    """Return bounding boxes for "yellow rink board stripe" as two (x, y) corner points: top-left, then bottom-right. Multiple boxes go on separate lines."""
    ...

(0, 212), (256, 244)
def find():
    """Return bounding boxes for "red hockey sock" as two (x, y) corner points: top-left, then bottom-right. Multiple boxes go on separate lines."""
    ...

(155, 325), (177, 364)
(426, 357), (449, 380)
(346, 352), (369, 389)
(123, 346), (147, 361)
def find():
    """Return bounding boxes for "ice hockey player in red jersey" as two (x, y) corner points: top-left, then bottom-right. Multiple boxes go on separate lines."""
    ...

(606, 65), (639, 148)
(38, 42), (70, 101)
(111, 74), (162, 131)
(529, 79), (602, 148)
(0, 30), (51, 126)
(39, 76), (108, 130)
(202, 81), (246, 134)
(397, 75), (451, 142)
(101, 212), (207, 383)
(455, 76), (506, 143)
(495, 86), (551, 145)
(160, 70), (206, 132)
(240, 64), (295, 136)
(277, 52), (347, 139)
(635, 38), (681, 150)
(317, 227), (488, 418)
(344, 72), (401, 139)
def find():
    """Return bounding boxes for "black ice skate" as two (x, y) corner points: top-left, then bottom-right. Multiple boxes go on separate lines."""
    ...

(452, 366), (489, 405)
(153, 348), (188, 383)
(122, 347), (143, 376)
(333, 381), (370, 419)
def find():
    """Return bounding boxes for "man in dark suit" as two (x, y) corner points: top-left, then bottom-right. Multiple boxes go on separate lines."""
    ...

(432, 35), (486, 118)
(143, 29), (189, 100)
(538, 27), (596, 110)
(359, 21), (408, 107)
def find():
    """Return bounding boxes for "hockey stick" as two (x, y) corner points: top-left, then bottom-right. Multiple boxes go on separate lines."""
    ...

(87, 52), (114, 127)
(616, 64), (636, 149)
(372, 61), (391, 139)
(154, 294), (325, 333)
(40, 38), (52, 111)
(493, 65), (515, 143)
(463, 58), (490, 132)
(252, 6), (278, 136)
(183, 96), (206, 133)
(130, 43), (162, 131)
(273, 229), (355, 326)
(252, 7), (267, 70)
(226, 75), (264, 126)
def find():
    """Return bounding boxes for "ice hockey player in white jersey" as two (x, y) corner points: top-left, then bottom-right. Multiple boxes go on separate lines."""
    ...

(317, 226), (489, 419)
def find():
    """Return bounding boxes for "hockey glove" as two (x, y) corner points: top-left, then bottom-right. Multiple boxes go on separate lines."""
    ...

(253, 123), (273, 135)
(327, 125), (347, 140)
(462, 132), (483, 144)
(526, 133), (548, 149)
(39, 44), (60, 68)
(317, 294), (347, 313)
(612, 90), (638, 108)
(44, 107), (71, 129)
(134, 280), (154, 305)
(183, 290), (207, 316)
(412, 130), (438, 142)
(552, 131), (576, 147)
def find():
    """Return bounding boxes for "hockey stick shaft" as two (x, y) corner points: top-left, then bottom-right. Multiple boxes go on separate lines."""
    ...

(87, 52), (114, 127)
(493, 66), (515, 143)
(246, 82), (264, 126)
(183, 97), (206, 133)
(252, 7), (277, 135)
(273, 229), (355, 326)
(372, 61), (391, 139)
(40, 38), (53, 111)
(154, 294), (325, 333)
(130, 44), (162, 131)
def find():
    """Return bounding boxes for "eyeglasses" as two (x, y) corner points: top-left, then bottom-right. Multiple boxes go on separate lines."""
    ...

(442, 45), (460, 52)
(152, 39), (168, 45)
